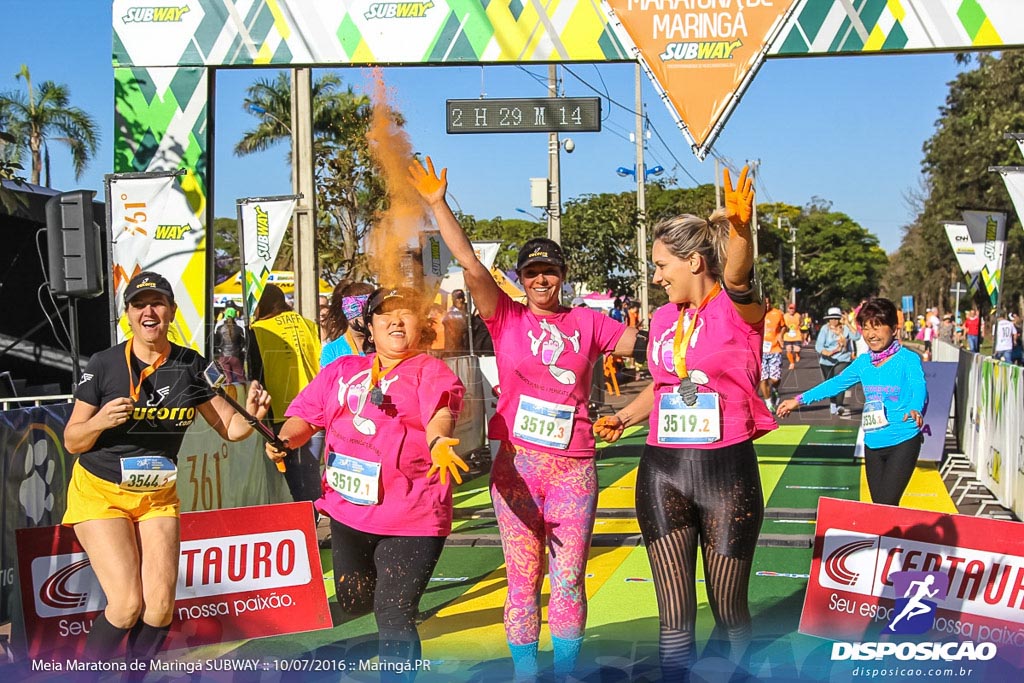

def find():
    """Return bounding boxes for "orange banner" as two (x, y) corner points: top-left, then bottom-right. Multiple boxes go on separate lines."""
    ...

(607, 0), (797, 158)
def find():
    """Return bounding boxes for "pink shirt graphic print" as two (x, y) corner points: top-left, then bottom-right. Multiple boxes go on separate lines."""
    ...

(285, 352), (464, 536)
(647, 290), (776, 449)
(484, 293), (626, 457)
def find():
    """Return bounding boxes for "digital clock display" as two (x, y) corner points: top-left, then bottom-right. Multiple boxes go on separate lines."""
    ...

(446, 98), (601, 134)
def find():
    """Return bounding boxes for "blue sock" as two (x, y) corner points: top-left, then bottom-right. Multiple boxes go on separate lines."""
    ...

(508, 641), (538, 677)
(551, 635), (583, 677)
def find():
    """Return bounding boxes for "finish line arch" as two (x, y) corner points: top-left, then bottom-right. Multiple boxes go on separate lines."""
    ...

(110, 0), (1023, 352)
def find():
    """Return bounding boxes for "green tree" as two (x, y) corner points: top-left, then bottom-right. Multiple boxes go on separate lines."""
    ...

(795, 205), (889, 316)
(0, 129), (28, 214)
(212, 216), (240, 284)
(0, 65), (99, 186)
(235, 71), (396, 282)
(885, 51), (1024, 315)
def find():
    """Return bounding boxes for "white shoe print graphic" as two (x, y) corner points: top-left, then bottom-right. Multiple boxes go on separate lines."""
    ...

(652, 314), (705, 374)
(340, 370), (376, 436)
(527, 320), (581, 385)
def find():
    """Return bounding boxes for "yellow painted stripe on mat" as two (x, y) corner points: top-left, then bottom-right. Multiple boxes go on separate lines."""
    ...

(755, 425), (809, 445)
(596, 424), (645, 449)
(858, 461), (957, 513)
(419, 546), (634, 658)
(593, 517), (640, 534)
(596, 467), (637, 509)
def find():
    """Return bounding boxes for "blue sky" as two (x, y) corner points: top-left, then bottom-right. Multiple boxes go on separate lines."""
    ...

(2, 1), (967, 253)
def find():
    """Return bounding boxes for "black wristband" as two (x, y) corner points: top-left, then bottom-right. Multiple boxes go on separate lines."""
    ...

(429, 436), (442, 451)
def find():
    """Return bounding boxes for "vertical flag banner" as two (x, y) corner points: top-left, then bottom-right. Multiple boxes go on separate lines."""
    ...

(991, 167), (1024, 231)
(421, 231), (453, 297)
(943, 222), (982, 293)
(237, 196), (298, 319)
(961, 210), (1007, 307)
(106, 172), (206, 352)
(604, 0), (798, 159)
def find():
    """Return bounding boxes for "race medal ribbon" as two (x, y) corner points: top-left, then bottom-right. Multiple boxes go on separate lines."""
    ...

(124, 338), (169, 402)
(327, 452), (381, 505)
(657, 392), (721, 444)
(861, 400), (889, 432)
(672, 284), (721, 406)
(513, 395), (574, 449)
(119, 456), (177, 491)
(368, 353), (411, 407)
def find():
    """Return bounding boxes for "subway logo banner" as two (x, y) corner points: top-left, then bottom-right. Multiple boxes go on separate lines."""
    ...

(237, 196), (298, 319)
(604, 0), (799, 159)
(800, 497), (1024, 669)
(16, 503), (329, 660)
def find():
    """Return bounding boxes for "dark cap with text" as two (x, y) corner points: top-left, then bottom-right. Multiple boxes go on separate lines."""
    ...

(516, 238), (566, 272)
(124, 271), (175, 305)
(363, 287), (424, 328)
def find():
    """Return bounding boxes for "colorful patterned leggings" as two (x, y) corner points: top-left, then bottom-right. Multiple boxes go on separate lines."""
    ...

(490, 443), (598, 645)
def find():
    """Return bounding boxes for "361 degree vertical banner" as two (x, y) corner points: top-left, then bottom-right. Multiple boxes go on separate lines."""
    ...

(605, 0), (798, 159)
(106, 171), (207, 353)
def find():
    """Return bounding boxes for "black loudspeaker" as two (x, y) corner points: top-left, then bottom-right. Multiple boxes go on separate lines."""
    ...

(46, 190), (104, 298)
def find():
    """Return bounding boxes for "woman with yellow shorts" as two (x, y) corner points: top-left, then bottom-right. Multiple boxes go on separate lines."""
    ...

(63, 271), (271, 662)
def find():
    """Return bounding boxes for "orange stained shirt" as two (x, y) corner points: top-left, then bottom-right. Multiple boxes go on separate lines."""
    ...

(763, 308), (787, 353)
(782, 312), (802, 342)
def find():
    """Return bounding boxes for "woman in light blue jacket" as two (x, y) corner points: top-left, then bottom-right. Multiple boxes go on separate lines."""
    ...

(813, 307), (861, 416)
(778, 298), (925, 505)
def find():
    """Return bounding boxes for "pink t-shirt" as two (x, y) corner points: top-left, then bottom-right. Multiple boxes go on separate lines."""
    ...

(484, 293), (627, 457)
(646, 290), (776, 448)
(285, 352), (464, 536)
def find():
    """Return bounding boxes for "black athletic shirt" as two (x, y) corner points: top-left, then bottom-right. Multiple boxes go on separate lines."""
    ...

(73, 341), (216, 484)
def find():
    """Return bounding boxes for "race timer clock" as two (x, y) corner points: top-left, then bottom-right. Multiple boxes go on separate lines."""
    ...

(446, 97), (601, 134)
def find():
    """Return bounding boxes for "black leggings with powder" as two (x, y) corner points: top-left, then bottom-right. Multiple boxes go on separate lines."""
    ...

(636, 440), (764, 681)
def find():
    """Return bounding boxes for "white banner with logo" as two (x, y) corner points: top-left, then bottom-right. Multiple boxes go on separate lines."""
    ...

(960, 210), (1007, 306)
(237, 195), (297, 319)
(943, 222), (983, 293)
(107, 172), (207, 352)
(994, 167), (1024, 232)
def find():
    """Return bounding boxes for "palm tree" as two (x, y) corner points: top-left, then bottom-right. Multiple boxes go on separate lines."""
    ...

(234, 71), (374, 164)
(0, 65), (99, 186)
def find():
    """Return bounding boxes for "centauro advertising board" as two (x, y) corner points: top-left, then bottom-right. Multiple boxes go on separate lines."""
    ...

(801, 498), (1024, 669)
(16, 503), (329, 660)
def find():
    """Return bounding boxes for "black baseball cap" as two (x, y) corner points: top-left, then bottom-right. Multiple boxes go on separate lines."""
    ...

(516, 238), (566, 272)
(124, 271), (175, 305)
(363, 287), (424, 328)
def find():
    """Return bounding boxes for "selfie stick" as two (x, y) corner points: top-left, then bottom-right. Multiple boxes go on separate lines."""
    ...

(204, 363), (287, 473)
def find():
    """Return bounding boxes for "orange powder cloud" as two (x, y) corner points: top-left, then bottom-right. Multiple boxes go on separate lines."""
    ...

(365, 68), (428, 292)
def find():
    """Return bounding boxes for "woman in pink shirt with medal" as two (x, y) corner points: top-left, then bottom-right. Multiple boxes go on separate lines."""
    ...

(266, 287), (465, 677)
(410, 157), (639, 681)
(595, 166), (776, 681)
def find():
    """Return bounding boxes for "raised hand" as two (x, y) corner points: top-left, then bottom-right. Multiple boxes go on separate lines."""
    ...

(593, 415), (625, 443)
(428, 436), (469, 486)
(724, 165), (754, 229)
(408, 155), (447, 205)
(245, 380), (271, 420)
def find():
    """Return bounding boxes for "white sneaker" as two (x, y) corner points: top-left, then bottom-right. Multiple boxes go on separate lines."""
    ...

(830, 404), (838, 415)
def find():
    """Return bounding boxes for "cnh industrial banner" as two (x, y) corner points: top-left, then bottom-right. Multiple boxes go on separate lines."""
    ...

(605, 0), (798, 158)
(960, 209), (1007, 307)
(800, 498), (1024, 673)
(237, 196), (298, 319)
(106, 172), (208, 354)
(16, 502), (329, 661)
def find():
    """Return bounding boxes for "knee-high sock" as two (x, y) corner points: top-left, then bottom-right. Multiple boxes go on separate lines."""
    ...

(84, 612), (130, 661)
(508, 640), (538, 678)
(552, 635), (583, 677)
(127, 621), (169, 662)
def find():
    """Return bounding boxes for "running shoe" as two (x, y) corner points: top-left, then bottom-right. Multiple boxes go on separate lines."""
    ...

(788, 362), (796, 370)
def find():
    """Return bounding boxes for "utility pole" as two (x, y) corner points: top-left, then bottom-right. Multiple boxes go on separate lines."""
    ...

(747, 159), (760, 260)
(547, 64), (561, 244)
(635, 63), (649, 325)
(714, 157), (722, 210)
(291, 68), (317, 322)
(785, 217), (796, 307)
